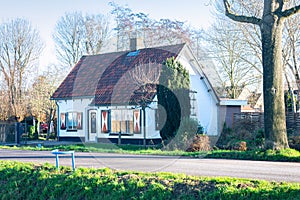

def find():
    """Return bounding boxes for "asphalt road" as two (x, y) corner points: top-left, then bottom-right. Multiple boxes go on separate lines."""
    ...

(0, 149), (299, 183)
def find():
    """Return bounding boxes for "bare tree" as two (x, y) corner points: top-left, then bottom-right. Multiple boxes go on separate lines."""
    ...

(29, 65), (61, 139)
(109, 2), (136, 51)
(126, 61), (162, 147)
(84, 14), (111, 55)
(109, 2), (192, 50)
(206, 19), (262, 98)
(0, 87), (9, 120)
(222, 0), (300, 149)
(282, 14), (300, 111)
(53, 12), (111, 68)
(128, 61), (161, 89)
(153, 19), (192, 46)
(53, 12), (84, 68)
(0, 18), (44, 120)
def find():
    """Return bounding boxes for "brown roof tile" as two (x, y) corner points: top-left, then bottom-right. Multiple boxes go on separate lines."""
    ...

(51, 43), (185, 105)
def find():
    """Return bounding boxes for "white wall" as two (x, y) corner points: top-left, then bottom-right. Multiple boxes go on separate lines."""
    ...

(178, 54), (219, 136)
(57, 100), (161, 141)
(97, 105), (160, 140)
(57, 98), (92, 138)
(190, 75), (218, 135)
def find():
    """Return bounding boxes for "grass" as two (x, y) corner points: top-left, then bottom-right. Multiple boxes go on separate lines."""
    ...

(1, 160), (300, 200)
(206, 148), (300, 162)
(1, 143), (300, 162)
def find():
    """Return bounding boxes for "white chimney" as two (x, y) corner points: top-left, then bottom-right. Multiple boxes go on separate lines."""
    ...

(130, 38), (143, 51)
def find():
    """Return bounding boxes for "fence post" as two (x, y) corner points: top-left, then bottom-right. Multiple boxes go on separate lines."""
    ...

(15, 123), (20, 144)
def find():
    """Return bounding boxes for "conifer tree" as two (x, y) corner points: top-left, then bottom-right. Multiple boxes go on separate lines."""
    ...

(157, 57), (191, 140)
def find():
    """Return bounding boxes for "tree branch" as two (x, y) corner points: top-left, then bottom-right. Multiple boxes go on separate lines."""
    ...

(223, 0), (261, 25)
(282, 4), (300, 18)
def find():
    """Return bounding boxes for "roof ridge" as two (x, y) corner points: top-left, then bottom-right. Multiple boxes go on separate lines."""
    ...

(80, 43), (186, 58)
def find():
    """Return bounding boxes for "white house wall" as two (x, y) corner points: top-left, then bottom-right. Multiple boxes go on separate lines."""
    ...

(178, 52), (219, 136)
(57, 99), (160, 141)
(190, 75), (219, 135)
(97, 105), (160, 140)
(57, 98), (91, 138)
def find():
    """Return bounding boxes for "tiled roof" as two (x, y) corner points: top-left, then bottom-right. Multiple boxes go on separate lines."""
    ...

(51, 43), (185, 106)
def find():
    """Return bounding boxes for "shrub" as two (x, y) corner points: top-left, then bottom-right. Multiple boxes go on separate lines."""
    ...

(187, 134), (211, 152)
(228, 141), (247, 151)
(215, 122), (233, 149)
(163, 117), (198, 151)
(216, 122), (265, 150)
(289, 136), (300, 151)
(28, 125), (35, 138)
(254, 129), (264, 148)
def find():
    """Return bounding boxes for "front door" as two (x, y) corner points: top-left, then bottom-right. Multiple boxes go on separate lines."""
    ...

(88, 110), (97, 142)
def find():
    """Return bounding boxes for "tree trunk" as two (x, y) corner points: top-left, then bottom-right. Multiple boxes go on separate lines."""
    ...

(261, 14), (289, 149)
(222, 0), (300, 149)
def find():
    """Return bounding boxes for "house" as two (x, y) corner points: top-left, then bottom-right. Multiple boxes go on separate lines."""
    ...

(238, 88), (264, 112)
(51, 39), (246, 144)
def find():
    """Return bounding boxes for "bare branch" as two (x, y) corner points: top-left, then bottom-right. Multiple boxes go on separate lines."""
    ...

(128, 61), (161, 90)
(282, 4), (300, 18)
(223, 0), (261, 25)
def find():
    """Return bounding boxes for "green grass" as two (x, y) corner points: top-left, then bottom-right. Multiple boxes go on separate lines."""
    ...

(0, 160), (300, 200)
(1, 143), (300, 162)
(206, 148), (300, 162)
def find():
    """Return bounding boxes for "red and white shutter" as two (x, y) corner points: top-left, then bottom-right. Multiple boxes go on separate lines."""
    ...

(101, 110), (108, 133)
(133, 110), (140, 133)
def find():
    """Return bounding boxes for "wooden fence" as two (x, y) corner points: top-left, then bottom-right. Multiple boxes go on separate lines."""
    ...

(233, 112), (300, 135)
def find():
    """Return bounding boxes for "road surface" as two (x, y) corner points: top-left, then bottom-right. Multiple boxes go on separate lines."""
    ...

(0, 149), (299, 183)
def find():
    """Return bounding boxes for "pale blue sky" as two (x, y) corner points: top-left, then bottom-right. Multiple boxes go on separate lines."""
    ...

(0, 0), (214, 67)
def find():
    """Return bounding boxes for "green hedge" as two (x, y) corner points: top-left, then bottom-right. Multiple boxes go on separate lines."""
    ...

(1, 160), (300, 200)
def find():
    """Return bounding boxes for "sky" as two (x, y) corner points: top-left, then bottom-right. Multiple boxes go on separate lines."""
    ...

(0, 0), (214, 69)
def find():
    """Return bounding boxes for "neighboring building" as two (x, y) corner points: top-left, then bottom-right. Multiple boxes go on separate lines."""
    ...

(238, 88), (264, 112)
(218, 98), (247, 128)
(51, 39), (246, 143)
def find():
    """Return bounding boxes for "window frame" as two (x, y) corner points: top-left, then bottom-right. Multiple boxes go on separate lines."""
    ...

(64, 112), (83, 132)
(110, 109), (140, 134)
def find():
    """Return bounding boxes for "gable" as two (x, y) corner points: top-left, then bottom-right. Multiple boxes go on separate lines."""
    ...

(176, 45), (220, 104)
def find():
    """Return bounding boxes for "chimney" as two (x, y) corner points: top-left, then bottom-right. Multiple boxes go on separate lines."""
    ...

(130, 38), (143, 51)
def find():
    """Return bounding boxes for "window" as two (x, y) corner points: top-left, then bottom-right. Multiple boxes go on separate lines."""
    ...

(65, 112), (83, 131)
(110, 109), (140, 134)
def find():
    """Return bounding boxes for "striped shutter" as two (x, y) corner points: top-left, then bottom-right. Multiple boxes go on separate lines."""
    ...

(133, 110), (141, 133)
(101, 110), (109, 133)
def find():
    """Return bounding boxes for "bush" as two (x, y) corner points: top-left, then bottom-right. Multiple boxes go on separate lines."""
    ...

(216, 122), (265, 150)
(228, 141), (247, 151)
(187, 134), (211, 152)
(28, 125), (35, 138)
(289, 136), (300, 151)
(215, 122), (233, 149)
(254, 129), (264, 148)
(163, 117), (198, 151)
